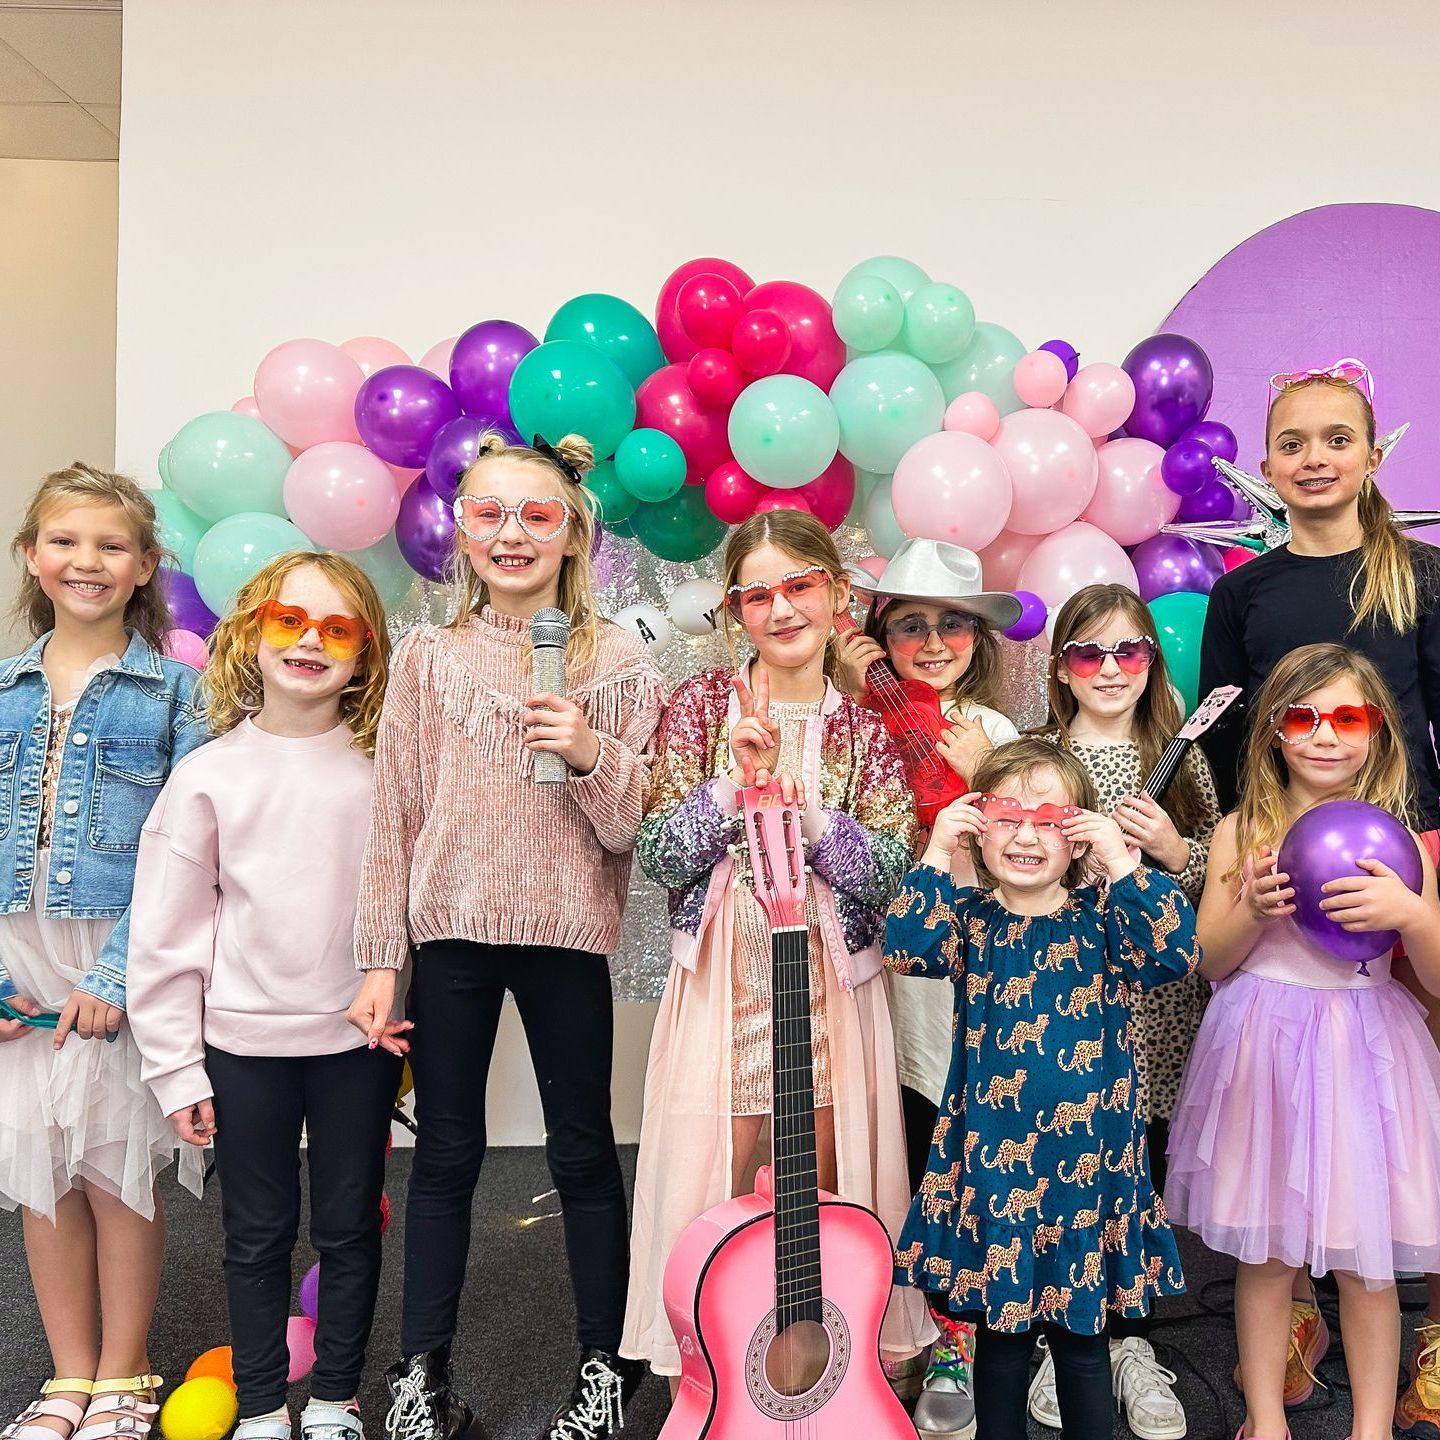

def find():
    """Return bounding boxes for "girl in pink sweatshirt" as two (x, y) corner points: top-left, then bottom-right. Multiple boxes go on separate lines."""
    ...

(127, 552), (402, 1440)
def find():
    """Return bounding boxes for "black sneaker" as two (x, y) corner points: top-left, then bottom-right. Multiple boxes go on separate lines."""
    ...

(536, 1349), (645, 1440)
(384, 1349), (485, 1440)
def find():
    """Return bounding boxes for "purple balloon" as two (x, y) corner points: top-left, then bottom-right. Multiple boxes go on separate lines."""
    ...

(160, 568), (218, 637)
(449, 320), (540, 422)
(355, 365), (462, 469)
(1004, 591), (1047, 643)
(1122, 333), (1214, 449)
(395, 475), (456, 581)
(1180, 419), (1238, 464)
(298, 1263), (320, 1322)
(1038, 339), (1080, 382)
(1160, 437), (1215, 496)
(423, 414), (520, 499)
(1131, 533), (1221, 601)
(1176, 478), (1237, 524)
(1278, 799), (1423, 969)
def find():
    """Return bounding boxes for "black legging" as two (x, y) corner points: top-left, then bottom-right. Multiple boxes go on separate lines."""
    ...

(972, 1320), (1112, 1440)
(401, 939), (629, 1356)
(1109, 1116), (1169, 1342)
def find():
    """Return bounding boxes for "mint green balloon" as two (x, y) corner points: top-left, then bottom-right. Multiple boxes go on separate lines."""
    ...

(727, 376), (839, 489)
(166, 412), (292, 524)
(863, 478), (906, 558)
(840, 255), (931, 304)
(614, 428), (686, 502)
(832, 272), (904, 352)
(337, 531), (415, 611)
(157, 441), (173, 486)
(508, 340), (636, 460)
(584, 458), (639, 524)
(901, 283), (976, 365)
(830, 352), (944, 475)
(544, 293), (665, 391)
(192, 513), (315, 616)
(933, 321), (1027, 413)
(629, 485), (728, 564)
(150, 486), (210, 570)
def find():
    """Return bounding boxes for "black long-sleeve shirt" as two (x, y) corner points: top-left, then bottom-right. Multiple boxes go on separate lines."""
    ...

(1198, 542), (1440, 829)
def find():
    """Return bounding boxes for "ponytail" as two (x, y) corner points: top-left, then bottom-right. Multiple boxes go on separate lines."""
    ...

(1351, 479), (1418, 633)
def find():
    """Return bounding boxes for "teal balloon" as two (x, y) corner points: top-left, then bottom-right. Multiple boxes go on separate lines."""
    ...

(840, 255), (931, 304)
(192, 512), (315, 616)
(166, 411), (292, 523)
(727, 376), (839, 489)
(629, 485), (728, 563)
(337, 531), (415, 611)
(584, 459), (639, 524)
(150, 486), (209, 570)
(614, 428), (686, 503)
(1149, 590), (1210, 713)
(863, 478), (906, 559)
(901, 283), (976, 365)
(832, 272), (904, 352)
(544, 294), (665, 392)
(830, 352), (944, 475)
(508, 340), (636, 460)
(933, 321), (1027, 413)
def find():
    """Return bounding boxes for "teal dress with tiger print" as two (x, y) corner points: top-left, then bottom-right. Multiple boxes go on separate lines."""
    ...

(883, 862), (1198, 1334)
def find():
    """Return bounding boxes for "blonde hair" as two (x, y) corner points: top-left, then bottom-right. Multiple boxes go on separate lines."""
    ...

(1228, 642), (1413, 881)
(447, 432), (602, 665)
(1038, 584), (1209, 836)
(1266, 379), (1417, 633)
(201, 552), (391, 757)
(862, 594), (1006, 712)
(11, 463), (171, 649)
(967, 739), (1097, 890)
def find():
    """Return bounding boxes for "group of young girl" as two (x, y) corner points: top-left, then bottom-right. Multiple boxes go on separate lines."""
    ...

(2, 358), (1439, 1440)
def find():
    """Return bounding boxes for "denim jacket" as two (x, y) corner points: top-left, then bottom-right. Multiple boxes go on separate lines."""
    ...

(0, 630), (209, 1009)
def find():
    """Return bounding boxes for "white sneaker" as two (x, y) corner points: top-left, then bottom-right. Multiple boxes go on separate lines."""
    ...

(1027, 1337), (1060, 1429)
(1111, 1336), (1186, 1440)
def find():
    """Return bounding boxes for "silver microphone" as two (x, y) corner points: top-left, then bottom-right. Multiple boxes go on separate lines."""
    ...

(529, 607), (571, 785)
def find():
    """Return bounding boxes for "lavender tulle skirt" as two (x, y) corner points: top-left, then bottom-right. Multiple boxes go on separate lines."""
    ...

(1166, 970), (1440, 1286)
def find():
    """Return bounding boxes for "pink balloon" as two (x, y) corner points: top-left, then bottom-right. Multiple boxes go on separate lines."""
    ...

(1224, 544), (1257, 572)
(387, 465), (422, 496)
(731, 310), (792, 377)
(943, 391), (1001, 442)
(231, 395), (263, 421)
(283, 441), (400, 551)
(794, 453), (856, 529)
(754, 490), (812, 517)
(978, 529), (1042, 590)
(704, 460), (767, 524)
(418, 336), (458, 377)
(1060, 362), (1136, 439)
(163, 629), (208, 670)
(990, 409), (1099, 536)
(1013, 351), (1069, 409)
(253, 340), (364, 450)
(636, 364), (733, 482)
(1016, 521), (1139, 619)
(855, 554), (888, 582)
(1081, 438), (1179, 546)
(891, 431), (1014, 552)
(743, 280), (846, 390)
(286, 1317), (317, 1384)
(656, 257), (756, 363)
(341, 336), (411, 378)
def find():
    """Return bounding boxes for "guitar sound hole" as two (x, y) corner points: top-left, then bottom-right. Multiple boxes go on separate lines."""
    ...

(763, 1319), (831, 1397)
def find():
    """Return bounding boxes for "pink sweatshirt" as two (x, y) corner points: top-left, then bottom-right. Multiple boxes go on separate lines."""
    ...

(127, 719), (375, 1116)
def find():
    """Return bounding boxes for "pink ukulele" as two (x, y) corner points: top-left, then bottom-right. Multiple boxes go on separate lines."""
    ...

(659, 784), (918, 1439)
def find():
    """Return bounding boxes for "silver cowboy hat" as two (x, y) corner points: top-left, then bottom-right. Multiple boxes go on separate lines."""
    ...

(845, 538), (1022, 630)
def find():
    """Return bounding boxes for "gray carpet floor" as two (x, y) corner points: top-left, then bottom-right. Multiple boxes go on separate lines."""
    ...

(0, 1149), (1425, 1440)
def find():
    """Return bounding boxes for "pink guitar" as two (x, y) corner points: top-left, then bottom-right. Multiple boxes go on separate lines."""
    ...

(659, 785), (917, 1439)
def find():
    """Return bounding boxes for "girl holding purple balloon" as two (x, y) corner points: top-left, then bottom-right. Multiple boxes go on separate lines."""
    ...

(1168, 642), (1440, 1440)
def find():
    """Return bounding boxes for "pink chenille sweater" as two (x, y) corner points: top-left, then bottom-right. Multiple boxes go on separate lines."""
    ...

(353, 606), (666, 970)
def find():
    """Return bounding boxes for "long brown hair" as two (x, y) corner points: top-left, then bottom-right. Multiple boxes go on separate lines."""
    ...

(862, 596), (1006, 711)
(1228, 641), (1412, 881)
(11, 463), (171, 650)
(1039, 583), (1209, 836)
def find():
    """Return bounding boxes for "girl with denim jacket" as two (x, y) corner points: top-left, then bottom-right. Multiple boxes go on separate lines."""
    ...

(0, 466), (208, 1440)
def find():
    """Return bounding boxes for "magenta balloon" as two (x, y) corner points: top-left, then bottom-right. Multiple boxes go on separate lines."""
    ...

(1277, 799), (1423, 966)
(635, 364), (733, 482)
(1131, 533), (1221, 601)
(1122, 333), (1214, 448)
(704, 460), (766, 524)
(448, 320), (539, 422)
(795, 453), (856, 530)
(355, 366), (462, 469)
(744, 280), (846, 391)
(395, 475), (456, 581)
(1180, 419), (1238, 464)
(655, 256), (756, 363)
(1005, 591), (1048, 643)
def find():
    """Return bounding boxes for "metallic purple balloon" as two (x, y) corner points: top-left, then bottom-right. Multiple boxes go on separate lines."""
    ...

(395, 475), (456, 581)
(1180, 419), (1238, 464)
(160, 568), (218, 637)
(1122, 333), (1214, 449)
(1131, 533), (1221, 601)
(1039, 339), (1080, 381)
(1160, 437), (1215, 496)
(355, 365), (462, 469)
(424, 414), (521, 499)
(1278, 799), (1423, 968)
(1004, 590), (1047, 643)
(1176, 478), (1236, 524)
(449, 320), (539, 422)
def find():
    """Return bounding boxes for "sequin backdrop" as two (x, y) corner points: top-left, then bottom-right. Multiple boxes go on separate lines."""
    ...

(385, 522), (1051, 1001)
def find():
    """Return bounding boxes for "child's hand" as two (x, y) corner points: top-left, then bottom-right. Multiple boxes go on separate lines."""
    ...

(524, 694), (600, 775)
(0, 994), (41, 1043)
(54, 988), (120, 1047)
(1062, 809), (1134, 881)
(729, 670), (781, 786)
(1242, 847), (1295, 922)
(169, 1099), (216, 1147)
(832, 630), (886, 699)
(348, 969), (413, 1055)
(936, 714), (993, 783)
(1113, 792), (1190, 873)
(1319, 857), (1426, 933)
(923, 793), (987, 868)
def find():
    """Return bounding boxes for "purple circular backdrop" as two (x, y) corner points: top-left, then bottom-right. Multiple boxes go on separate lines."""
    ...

(1165, 203), (1440, 540)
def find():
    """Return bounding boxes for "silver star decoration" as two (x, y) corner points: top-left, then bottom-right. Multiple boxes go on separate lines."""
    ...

(1160, 421), (1440, 552)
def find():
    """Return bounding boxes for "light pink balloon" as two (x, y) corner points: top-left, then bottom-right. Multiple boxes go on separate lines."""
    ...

(943, 391), (1000, 441)
(1012, 351), (1069, 409)
(891, 431), (1013, 552)
(418, 336), (459, 377)
(1081, 438), (1179, 546)
(163, 629), (208, 670)
(990, 409), (1099, 536)
(286, 1317), (317, 1384)
(254, 339), (364, 450)
(1016, 521), (1139, 620)
(341, 336), (412, 378)
(978, 529), (1042, 590)
(387, 465), (423, 496)
(1060, 362), (1136, 439)
(283, 441), (400, 551)
(231, 395), (263, 421)
(855, 554), (887, 581)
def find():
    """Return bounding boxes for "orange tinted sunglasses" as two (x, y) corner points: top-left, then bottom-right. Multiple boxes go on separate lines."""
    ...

(254, 600), (372, 660)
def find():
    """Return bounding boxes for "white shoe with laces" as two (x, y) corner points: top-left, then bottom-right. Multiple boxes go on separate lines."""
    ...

(1027, 1338), (1060, 1430)
(1111, 1337), (1186, 1440)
